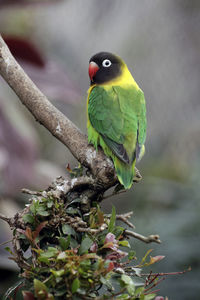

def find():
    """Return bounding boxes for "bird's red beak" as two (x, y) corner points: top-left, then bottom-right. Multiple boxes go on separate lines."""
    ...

(89, 61), (99, 81)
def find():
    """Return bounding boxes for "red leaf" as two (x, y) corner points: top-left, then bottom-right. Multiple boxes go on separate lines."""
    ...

(106, 250), (128, 260)
(66, 164), (72, 172)
(90, 242), (98, 253)
(22, 291), (35, 300)
(25, 227), (33, 242)
(17, 228), (26, 235)
(149, 255), (165, 264)
(107, 261), (114, 272)
(33, 221), (47, 241)
(105, 233), (117, 244)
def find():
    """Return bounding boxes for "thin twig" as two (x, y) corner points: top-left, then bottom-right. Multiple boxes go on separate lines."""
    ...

(103, 189), (126, 200)
(105, 211), (135, 229)
(21, 188), (44, 196)
(144, 277), (165, 294)
(145, 273), (159, 287)
(144, 289), (161, 296)
(116, 212), (135, 229)
(141, 267), (191, 277)
(0, 239), (12, 246)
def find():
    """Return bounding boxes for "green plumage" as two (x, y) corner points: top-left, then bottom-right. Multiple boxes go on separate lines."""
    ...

(88, 85), (146, 189)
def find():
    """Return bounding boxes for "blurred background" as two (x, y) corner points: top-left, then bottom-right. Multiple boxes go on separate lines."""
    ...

(0, 0), (200, 299)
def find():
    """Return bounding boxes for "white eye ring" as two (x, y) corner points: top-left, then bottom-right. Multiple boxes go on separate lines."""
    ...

(102, 59), (112, 68)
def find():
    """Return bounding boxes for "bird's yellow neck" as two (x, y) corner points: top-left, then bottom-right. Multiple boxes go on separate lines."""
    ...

(108, 64), (138, 86)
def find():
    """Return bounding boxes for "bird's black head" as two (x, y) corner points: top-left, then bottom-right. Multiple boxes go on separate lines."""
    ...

(88, 52), (123, 85)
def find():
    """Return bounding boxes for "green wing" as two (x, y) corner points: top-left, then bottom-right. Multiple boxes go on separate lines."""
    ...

(88, 85), (146, 164)
(136, 91), (146, 160)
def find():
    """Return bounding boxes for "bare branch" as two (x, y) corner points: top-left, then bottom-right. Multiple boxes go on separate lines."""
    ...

(116, 212), (135, 229)
(0, 35), (116, 188)
(0, 213), (15, 227)
(0, 213), (10, 223)
(125, 230), (161, 244)
(21, 188), (44, 196)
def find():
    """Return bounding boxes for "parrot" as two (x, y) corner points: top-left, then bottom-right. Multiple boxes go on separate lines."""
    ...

(87, 52), (146, 189)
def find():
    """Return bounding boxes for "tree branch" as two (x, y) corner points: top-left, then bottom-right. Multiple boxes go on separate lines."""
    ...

(0, 35), (116, 188)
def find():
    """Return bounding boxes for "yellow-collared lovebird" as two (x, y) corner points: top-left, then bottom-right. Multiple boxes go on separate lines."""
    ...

(87, 52), (147, 189)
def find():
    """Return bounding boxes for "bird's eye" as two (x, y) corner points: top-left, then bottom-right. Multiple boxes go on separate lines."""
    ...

(102, 59), (112, 68)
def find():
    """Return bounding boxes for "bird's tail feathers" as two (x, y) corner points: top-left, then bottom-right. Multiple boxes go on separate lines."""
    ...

(114, 157), (136, 189)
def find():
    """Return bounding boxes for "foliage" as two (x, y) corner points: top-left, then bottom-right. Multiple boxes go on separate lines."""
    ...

(4, 192), (167, 300)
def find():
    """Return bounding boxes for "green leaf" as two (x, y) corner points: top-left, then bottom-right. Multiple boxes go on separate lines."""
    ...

(69, 198), (81, 205)
(121, 274), (133, 285)
(62, 224), (76, 236)
(140, 249), (153, 266)
(135, 286), (145, 295)
(127, 283), (135, 296)
(37, 209), (49, 217)
(71, 278), (80, 294)
(54, 288), (67, 297)
(88, 292), (97, 298)
(34, 279), (48, 299)
(113, 226), (124, 239)
(91, 260), (100, 271)
(66, 207), (81, 216)
(38, 256), (50, 265)
(47, 200), (54, 208)
(108, 206), (116, 233)
(59, 236), (71, 250)
(144, 294), (157, 300)
(70, 237), (78, 248)
(57, 251), (67, 260)
(51, 269), (65, 277)
(39, 247), (58, 258)
(18, 234), (27, 240)
(128, 250), (136, 260)
(4, 247), (14, 255)
(30, 200), (40, 214)
(79, 236), (93, 255)
(119, 240), (130, 248)
(116, 294), (129, 300)
(22, 214), (35, 224)
(121, 274), (135, 296)
(100, 276), (113, 291)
